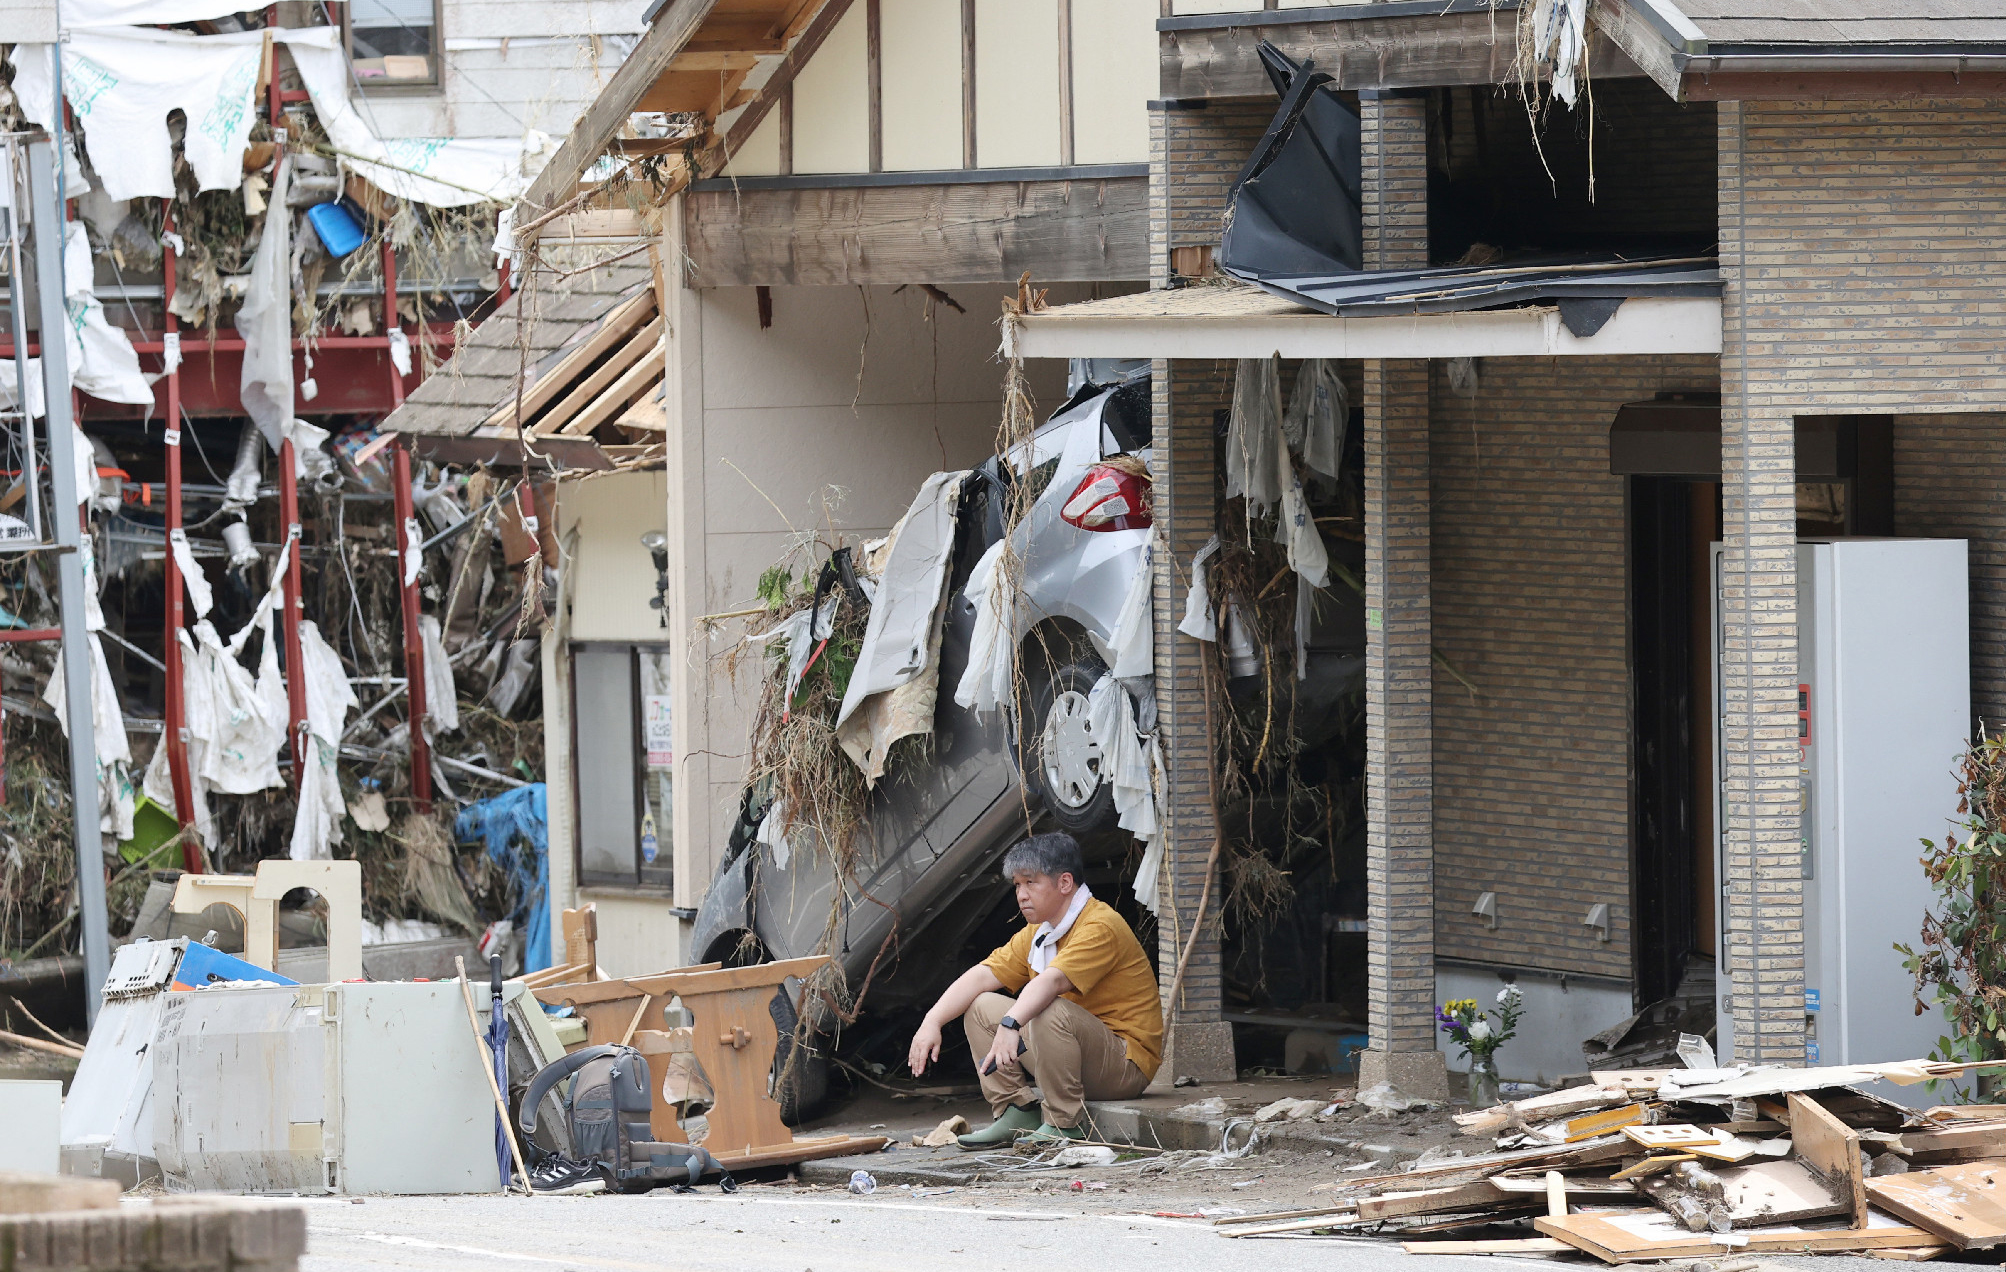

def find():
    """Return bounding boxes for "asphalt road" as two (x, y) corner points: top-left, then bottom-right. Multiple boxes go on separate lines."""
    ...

(295, 1191), (1909, 1272)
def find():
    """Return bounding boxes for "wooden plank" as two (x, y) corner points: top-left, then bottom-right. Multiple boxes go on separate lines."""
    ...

(710, 1133), (891, 1172)
(1220, 1211), (1361, 1237)
(479, 291), (657, 433)
(865, 0), (882, 174)
(1546, 1171), (1567, 1218)
(1792, 1092), (1868, 1227)
(1401, 1238), (1573, 1255)
(1458, 1084), (1629, 1135)
(558, 334), (666, 436)
(683, 175), (1148, 286)
(540, 209), (653, 241)
(1624, 1125), (1725, 1151)
(1681, 71), (2006, 102)
(1589, 0), (1683, 100)
(515, 0), (724, 233)
(1160, 14), (1642, 99)
(629, 954), (831, 998)
(1355, 1180), (1506, 1222)
(779, 82), (794, 176)
(1536, 1212), (1949, 1264)
(719, 0), (860, 171)
(1056, 0), (1073, 168)
(960, 0), (975, 167)
(1869, 1165), (2006, 1250)
(531, 314), (665, 436)
(1310, 1136), (1635, 1197)
(1569, 1104), (1647, 1142)
(1902, 1123), (2006, 1165)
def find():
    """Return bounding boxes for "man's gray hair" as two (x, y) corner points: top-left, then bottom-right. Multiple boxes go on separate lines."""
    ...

(1001, 833), (1084, 885)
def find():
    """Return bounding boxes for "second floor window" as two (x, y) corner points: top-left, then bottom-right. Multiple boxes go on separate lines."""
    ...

(348, 0), (440, 90)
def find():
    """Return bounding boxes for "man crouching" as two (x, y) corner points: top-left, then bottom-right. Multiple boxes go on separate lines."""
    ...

(906, 832), (1161, 1148)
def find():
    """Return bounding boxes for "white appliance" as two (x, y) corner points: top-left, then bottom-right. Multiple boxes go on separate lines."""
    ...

(153, 981), (511, 1195)
(1713, 538), (1969, 1066)
(61, 939), (194, 1186)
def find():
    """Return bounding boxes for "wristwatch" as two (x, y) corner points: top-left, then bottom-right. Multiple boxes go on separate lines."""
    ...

(999, 1015), (1021, 1031)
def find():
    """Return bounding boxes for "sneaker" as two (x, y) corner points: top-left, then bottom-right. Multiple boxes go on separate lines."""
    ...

(956, 1103), (1042, 1150)
(1017, 1122), (1087, 1148)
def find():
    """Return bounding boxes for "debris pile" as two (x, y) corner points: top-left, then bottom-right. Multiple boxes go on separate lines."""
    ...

(1212, 1047), (2006, 1261)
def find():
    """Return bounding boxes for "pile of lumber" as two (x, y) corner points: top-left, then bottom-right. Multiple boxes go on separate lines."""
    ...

(1213, 1057), (2006, 1263)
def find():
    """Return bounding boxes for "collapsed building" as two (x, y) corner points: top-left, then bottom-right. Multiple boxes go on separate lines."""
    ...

(0, 0), (653, 1022)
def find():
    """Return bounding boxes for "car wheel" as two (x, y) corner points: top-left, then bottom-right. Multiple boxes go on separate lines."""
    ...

(768, 984), (831, 1125)
(1023, 648), (1120, 835)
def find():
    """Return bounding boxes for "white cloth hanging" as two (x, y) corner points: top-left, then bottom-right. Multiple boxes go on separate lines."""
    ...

(289, 620), (356, 861)
(418, 615), (459, 738)
(953, 538), (1015, 718)
(44, 631), (135, 839)
(9, 29), (260, 202)
(237, 156), (294, 454)
(1284, 358), (1349, 483)
(1178, 536), (1222, 642)
(1108, 540), (1154, 682)
(59, 224), (152, 406)
(168, 529), (213, 619)
(1225, 356), (1284, 515)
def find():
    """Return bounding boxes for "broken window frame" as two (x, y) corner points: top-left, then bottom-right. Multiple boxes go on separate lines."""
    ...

(342, 0), (446, 93)
(570, 641), (674, 892)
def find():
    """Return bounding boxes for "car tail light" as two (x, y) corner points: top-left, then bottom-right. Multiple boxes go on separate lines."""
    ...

(1060, 464), (1152, 532)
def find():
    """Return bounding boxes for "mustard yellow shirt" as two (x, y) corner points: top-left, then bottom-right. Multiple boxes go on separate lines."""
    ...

(981, 897), (1162, 1080)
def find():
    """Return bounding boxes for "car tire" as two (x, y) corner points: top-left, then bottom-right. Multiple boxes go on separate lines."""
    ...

(768, 984), (831, 1126)
(1022, 645), (1121, 836)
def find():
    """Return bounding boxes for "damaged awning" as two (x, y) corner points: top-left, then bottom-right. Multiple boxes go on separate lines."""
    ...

(383, 255), (664, 470)
(1002, 281), (1722, 361)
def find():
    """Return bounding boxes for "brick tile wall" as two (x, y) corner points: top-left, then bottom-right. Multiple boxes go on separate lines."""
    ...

(1160, 101), (1280, 266)
(1720, 99), (2006, 1061)
(1430, 354), (1718, 979)
(1892, 414), (2006, 730)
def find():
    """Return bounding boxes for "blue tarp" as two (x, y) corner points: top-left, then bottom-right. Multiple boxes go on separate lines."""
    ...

(456, 784), (550, 973)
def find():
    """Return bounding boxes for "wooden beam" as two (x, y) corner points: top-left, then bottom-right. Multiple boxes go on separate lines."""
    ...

(961, 0), (976, 167)
(1160, 14), (1644, 99)
(1682, 71), (2006, 100)
(683, 175), (1149, 286)
(559, 335), (667, 436)
(779, 82), (794, 176)
(719, 0), (860, 172)
(1590, 0), (1683, 99)
(1057, 0), (1074, 167)
(479, 290), (657, 432)
(531, 313), (666, 436)
(514, 0), (724, 238)
(866, 0), (883, 173)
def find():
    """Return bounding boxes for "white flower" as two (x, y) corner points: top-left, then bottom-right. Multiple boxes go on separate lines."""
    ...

(1469, 1019), (1493, 1041)
(1497, 986), (1521, 1006)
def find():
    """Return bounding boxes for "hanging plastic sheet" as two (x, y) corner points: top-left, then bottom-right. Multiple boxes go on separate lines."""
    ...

(419, 615), (459, 738)
(9, 29), (261, 202)
(289, 620), (357, 861)
(167, 529), (213, 619)
(953, 538), (1014, 718)
(456, 785), (550, 973)
(44, 631), (134, 839)
(237, 156), (294, 454)
(278, 27), (554, 208)
(748, 595), (839, 709)
(755, 797), (792, 871)
(142, 617), (287, 841)
(59, 224), (152, 406)
(1225, 356), (1283, 515)
(1086, 676), (1167, 917)
(49, 0), (266, 33)
(0, 358), (47, 421)
(1533, 0), (1590, 105)
(1284, 359), (1349, 484)
(1177, 535), (1263, 679)
(1108, 540), (1154, 682)
(834, 471), (967, 785)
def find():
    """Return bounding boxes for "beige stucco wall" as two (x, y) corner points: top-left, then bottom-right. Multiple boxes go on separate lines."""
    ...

(541, 468), (683, 978)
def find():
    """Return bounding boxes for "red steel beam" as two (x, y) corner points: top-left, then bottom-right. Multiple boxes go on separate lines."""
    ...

(392, 441), (431, 811)
(270, 14), (309, 792)
(160, 203), (201, 871)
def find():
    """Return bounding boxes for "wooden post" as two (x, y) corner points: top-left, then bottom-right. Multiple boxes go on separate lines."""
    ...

(393, 439), (431, 811)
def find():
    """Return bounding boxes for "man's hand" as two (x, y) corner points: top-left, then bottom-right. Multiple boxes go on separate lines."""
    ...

(908, 1018), (943, 1076)
(981, 1023), (1021, 1078)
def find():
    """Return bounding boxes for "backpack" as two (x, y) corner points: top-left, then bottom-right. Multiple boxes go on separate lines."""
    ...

(519, 1044), (737, 1193)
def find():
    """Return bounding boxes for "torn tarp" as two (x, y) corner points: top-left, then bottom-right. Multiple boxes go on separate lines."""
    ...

(44, 631), (134, 839)
(835, 470), (968, 785)
(290, 620), (357, 861)
(62, 223), (152, 407)
(954, 538), (1014, 718)
(1217, 44), (1361, 281)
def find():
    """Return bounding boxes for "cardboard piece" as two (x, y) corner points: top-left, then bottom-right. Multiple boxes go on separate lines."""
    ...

(1791, 1091), (1869, 1227)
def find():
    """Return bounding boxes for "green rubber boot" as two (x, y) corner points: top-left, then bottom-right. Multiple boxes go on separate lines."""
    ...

(956, 1103), (1042, 1150)
(1020, 1122), (1087, 1147)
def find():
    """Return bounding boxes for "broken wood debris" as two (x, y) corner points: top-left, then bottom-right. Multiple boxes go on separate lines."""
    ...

(1216, 1053), (2006, 1261)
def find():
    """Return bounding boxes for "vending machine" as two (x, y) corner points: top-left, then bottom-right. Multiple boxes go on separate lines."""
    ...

(1714, 538), (1969, 1066)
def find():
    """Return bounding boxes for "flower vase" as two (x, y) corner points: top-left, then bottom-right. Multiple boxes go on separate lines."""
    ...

(1467, 1058), (1501, 1109)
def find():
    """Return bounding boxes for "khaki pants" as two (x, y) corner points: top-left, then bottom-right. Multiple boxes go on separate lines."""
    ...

(964, 991), (1149, 1129)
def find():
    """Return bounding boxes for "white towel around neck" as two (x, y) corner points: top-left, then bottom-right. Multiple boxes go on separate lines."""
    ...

(1029, 884), (1094, 974)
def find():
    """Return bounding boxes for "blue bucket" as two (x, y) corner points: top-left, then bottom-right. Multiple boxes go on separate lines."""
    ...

(307, 201), (367, 258)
